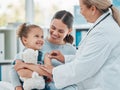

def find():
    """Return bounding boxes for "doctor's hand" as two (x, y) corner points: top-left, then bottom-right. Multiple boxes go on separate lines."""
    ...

(48, 50), (65, 63)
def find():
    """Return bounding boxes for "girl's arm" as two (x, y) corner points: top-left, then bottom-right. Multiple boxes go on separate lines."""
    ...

(15, 86), (23, 90)
(44, 53), (52, 66)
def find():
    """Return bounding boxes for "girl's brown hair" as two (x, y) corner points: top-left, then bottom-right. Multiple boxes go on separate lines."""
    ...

(17, 23), (42, 45)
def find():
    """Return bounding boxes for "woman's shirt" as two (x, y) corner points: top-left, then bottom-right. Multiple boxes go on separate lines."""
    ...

(42, 39), (76, 55)
(41, 39), (76, 66)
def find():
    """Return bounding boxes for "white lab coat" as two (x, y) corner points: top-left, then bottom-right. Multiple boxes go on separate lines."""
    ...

(52, 11), (120, 90)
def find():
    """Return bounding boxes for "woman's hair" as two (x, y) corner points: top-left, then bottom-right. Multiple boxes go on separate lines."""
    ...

(82, 0), (120, 26)
(17, 23), (42, 45)
(52, 10), (74, 44)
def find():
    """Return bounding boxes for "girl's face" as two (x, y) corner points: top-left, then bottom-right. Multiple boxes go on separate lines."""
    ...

(79, 0), (95, 23)
(48, 19), (71, 44)
(22, 27), (44, 50)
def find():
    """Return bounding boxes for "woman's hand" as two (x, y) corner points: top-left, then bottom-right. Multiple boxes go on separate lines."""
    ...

(40, 64), (54, 80)
(49, 50), (65, 63)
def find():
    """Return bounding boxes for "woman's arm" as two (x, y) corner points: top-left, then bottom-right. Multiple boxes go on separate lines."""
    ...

(14, 60), (50, 76)
(40, 65), (53, 81)
(14, 60), (33, 78)
(17, 68), (32, 78)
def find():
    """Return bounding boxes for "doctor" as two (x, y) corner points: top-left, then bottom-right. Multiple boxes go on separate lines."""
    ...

(41, 0), (120, 90)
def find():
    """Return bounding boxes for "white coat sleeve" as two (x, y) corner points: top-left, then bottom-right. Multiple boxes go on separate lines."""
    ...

(52, 32), (112, 89)
(64, 55), (75, 63)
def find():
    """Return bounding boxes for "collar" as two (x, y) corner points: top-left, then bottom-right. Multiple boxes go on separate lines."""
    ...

(92, 11), (111, 29)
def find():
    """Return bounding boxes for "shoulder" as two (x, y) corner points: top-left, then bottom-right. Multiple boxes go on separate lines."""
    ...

(42, 39), (76, 54)
(41, 40), (51, 52)
(62, 43), (76, 54)
(42, 39), (51, 48)
(15, 52), (23, 59)
(64, 43), (75, 49)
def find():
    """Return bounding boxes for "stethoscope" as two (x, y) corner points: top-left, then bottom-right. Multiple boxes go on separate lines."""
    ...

(78, 12), (110, 49)
(87, 13), (110, 35)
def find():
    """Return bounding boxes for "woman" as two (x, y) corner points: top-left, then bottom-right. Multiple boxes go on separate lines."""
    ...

(41, 0), (120, 90)
(41, 10), (76, 66)
(10, 10), (76, 90)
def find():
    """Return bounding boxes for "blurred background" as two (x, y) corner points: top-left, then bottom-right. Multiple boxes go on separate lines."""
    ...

(0, 0), (80, 27)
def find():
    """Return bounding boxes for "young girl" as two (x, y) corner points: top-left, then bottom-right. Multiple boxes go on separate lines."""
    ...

(13, 23), (45, 90)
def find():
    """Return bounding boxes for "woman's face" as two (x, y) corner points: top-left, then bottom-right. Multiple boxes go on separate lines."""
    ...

(79, 0), (94, 23)
(48, 19), (71, 44)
